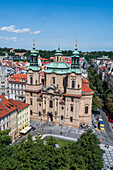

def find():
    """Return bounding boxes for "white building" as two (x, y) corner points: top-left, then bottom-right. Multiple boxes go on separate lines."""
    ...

(9, 74), (26, 102)
(0, 66), (10, 98)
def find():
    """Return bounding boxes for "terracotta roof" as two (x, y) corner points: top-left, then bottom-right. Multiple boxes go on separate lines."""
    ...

(0, 95), (17, 118)
(64, 79), (93, 97)
(50, 57), (55, 60)
(9, 74), (27, 83)
(9, 99), (29, 111)
(82, 79), (93, 93)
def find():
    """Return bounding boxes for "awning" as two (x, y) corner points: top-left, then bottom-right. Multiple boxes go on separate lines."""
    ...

(20, 126), (32, 134)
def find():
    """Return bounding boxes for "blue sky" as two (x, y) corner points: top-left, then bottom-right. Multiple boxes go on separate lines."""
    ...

(0, 0), (113, 51)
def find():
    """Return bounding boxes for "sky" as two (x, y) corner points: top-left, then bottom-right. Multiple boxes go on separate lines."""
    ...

(0, 0), (113, 51)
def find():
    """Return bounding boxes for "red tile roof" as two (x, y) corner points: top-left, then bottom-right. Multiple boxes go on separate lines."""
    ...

(9, 74), (27, 83)
(82, 79), (93, 93)
(9, 99), (29, 111)
(0, 95), (17, 118)
(64, 79), (93, 97)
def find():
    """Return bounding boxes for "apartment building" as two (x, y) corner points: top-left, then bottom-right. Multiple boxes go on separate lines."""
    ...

(9, 74), (27, 102)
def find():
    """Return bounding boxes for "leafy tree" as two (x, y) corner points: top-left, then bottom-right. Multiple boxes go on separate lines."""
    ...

(106, 93), (113, 114)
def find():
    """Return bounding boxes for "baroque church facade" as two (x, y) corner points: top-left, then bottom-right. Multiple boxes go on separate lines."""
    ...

(25, 42), (93, 128)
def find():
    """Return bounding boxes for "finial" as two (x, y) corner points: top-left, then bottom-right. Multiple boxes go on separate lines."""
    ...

(33, 39), (35, 49)
(75, 39), (77, 47)
(58, 42), (60, 50)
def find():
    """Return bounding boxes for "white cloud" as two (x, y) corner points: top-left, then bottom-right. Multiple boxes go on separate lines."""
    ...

(0, 25), (15, 32)
(31, 30), (41, 34)
(0, 25), (31, 33)
(14, 28), (31, 33)
(0, 36), (17, 41)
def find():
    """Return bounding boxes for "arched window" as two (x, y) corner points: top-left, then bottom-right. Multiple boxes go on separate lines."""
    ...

(71, 106), (73, 112)
(30, 99), (32, 105)
(72, 81), (75, 89)
(30, 77), (33, 85)
(53, 77), (55, 84)
(78, 84), (80, 89)
(85, 106), (88, 114)
(61, 115), (63, 120)
(39, 112), (41, 116)
(49, 100), (53, 108)
(70, 117), (73, 122)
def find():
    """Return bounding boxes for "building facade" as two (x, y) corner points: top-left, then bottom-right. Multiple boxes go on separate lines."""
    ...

(0, 95), (17, 140)
(25, 42), (93, 128)
(0, 66), (10, 98)
(0, 95), (30, 140)
(9, 99), (30, 136)
(9, 74), (26, 102)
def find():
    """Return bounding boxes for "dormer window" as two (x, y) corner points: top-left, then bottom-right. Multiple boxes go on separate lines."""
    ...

(12, 78), (15, 81)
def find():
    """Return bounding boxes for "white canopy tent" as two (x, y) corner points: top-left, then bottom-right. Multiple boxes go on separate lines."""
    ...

(20, 126), (32, 134)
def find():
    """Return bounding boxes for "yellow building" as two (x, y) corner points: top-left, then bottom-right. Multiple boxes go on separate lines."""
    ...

(9, 99), (30, 136)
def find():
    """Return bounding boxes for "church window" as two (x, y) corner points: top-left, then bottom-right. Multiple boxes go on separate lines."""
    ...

(30, 110), (32, 115)
(53, 77), (55, 84)
(35, 80), (37, 84)
(61, 107), (64, 110)
(30, 77), (33, 85)
(39, 103), (41, 106)
(70, 117), (73, 122)
(57, 56), (58, 61)
(49, 100), (53, 108)
(55, 111), (57, 116)
(61, 115), (63, 120)
(39, 112), (41, 116)
(72, 81), (75, 89)
(71, 106), (73, 112)
(78, 84), (80, 89)
(30, 100), (32, 105)
(71, 98), (73, 102)
(85, 106), (88, 114)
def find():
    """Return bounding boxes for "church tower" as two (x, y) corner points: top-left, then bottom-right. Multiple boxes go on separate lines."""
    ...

(54, 44), (63, 62)
(25, 41), (42, 117)
(30, 40), (39, 67)
(71, 41), (80, 69)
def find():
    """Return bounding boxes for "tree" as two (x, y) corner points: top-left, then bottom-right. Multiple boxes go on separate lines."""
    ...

(106, 93), (113, 114)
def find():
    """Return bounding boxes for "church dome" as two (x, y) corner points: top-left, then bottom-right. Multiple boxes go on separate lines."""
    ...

(47, 62), (69, 69)
(44, 62), (70, 74)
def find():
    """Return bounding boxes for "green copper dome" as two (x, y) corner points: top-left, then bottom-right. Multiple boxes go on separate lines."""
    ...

(47, 62), (69, 69)
(72, 50), (79, 55)
(44, 62), (70, 74)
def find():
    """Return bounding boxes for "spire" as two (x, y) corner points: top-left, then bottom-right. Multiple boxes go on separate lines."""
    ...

(75, 39), (77, 50)
(71, 40), (80, 69)
(58, 42), (60, 50)
(33, 39), (35, 50)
